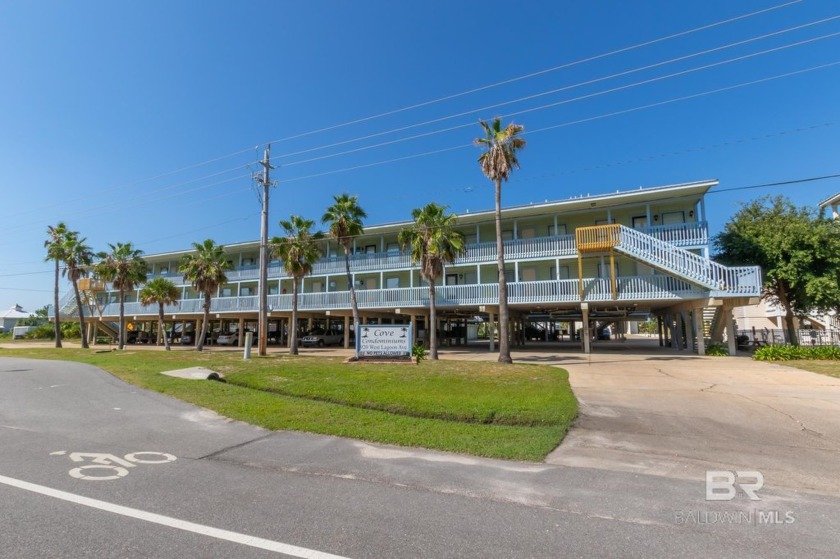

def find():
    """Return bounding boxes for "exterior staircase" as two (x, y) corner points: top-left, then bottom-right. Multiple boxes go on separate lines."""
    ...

(94, 321), (120, 340)
(576, 224), (761, 296)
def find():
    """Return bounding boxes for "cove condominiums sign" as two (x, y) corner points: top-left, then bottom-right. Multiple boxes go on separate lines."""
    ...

(356, 325), (412, 358)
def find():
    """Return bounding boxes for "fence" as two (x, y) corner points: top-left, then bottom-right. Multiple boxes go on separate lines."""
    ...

(736, 328), (840, 347)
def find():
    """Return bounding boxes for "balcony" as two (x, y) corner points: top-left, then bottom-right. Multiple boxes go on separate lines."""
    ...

(143, 222), (709, 283)
(74, 268), (759, 320)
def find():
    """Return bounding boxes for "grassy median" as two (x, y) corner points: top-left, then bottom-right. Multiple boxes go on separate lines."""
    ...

(0, 348), (577, 461)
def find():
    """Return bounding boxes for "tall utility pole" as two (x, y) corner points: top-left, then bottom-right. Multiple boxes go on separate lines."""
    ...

(257, 144), (275, 357)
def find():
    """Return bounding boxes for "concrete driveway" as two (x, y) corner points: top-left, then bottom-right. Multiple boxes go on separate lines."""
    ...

(538, 351), (840, 496)
(439, 342), (840, 496)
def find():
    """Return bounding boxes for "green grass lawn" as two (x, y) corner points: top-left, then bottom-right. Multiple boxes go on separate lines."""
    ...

(787, 360), (840, 379)
(0, 348), (577, 461)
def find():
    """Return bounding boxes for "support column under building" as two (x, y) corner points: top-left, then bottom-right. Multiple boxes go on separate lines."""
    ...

(693, 308), (706, 356)
(724, 305), (737, 356)
(581, 303), (591, 354)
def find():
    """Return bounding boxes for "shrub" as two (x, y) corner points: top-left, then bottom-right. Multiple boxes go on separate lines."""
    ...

(411, 342), (427, 363)
(60, 321), (82, 338)
(23, 323), (57, 339)
(705, 343), (729, 356)
(753, 344), (840, 361)
(21, 321), (83, 340)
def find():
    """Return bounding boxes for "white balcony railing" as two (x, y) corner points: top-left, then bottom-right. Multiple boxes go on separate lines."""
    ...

(68, 273), (745, 319)
(144, 222), (709, 282)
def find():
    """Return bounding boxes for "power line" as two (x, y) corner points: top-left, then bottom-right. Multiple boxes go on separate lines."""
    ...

(4, 41), (840, 245)
(281, 29), (840, 169)
(709, 173), (840, 193)
(281, 60), (840, 184)
(264, 0), (804, 146)
(471, 122), (835, 187)
(4, 0), (804, 222)
(278, 14), (840, 163)
(0, 286), (54, 293)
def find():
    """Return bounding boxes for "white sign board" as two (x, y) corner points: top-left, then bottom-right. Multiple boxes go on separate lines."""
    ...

(356, 325), (412, 358)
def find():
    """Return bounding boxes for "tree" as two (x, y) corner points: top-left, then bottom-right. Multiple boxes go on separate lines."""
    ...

(398, 203), (465, 360)
(322, 193), (367, 341)
(62, 232), (94, 349)
(95, 242), (147, 351)
(475, 117), (526, 364)
(270, 216), (323, 355)
(44, 222), (70, 348)
(139, 277), (180, 351)
(179, 239), (231, 352)
(714, 195), (840, 345)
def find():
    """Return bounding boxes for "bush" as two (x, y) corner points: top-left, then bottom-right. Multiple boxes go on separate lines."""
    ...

(21, 321), (82, 340)
(61, 321), (82, 339)
(753, 344), (840, 361)
(411, 342), (427, 363)
(23, 323), (57, 339)
(705, 343), (729, 356)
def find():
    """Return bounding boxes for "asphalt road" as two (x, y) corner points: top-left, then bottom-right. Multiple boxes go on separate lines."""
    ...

(1, 357), (838, 558)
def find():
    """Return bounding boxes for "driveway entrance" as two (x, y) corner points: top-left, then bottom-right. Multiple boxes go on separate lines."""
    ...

(539, 351), (840, 496)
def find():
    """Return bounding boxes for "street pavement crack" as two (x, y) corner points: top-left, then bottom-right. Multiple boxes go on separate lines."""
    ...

(732, 393), (839, 444)
(196, 433), (275, 460)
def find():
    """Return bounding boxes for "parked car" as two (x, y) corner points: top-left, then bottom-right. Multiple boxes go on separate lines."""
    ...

(216, 329), (256, 346)
(301, 329), (343, 347)
(216, 331), (239, 346)
(120, 330), (151, 344)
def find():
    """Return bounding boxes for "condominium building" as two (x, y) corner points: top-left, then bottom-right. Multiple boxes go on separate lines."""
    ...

(54, 179), (762, 354)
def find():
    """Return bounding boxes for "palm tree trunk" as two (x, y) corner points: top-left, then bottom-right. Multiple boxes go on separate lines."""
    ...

(344, 245), (360, 338)
(72, 279), (89, 349)
(118, 290), (125, 351)
(429, 281), (438, 360)
(159, 304), (171, 351)
(290, 278), (299, 355)
(198, 293), (210, 351)
(494, 178), (512, 364)
(53, 259), (62, 348)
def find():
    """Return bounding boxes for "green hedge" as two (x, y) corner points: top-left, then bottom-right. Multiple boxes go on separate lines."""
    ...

(753, 344), (840, 361)
(22, 321), (81, 340)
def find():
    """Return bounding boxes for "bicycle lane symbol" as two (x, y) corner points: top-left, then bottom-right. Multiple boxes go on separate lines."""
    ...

(50, 451), (177, 481)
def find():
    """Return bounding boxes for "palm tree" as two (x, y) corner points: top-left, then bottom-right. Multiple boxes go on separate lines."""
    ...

(45, 222), (70, 348)
(270, 216), (323, 355)
(95, 242), (147, 351)
(139, 277), (180, 351)
(62, 232), (94, 349)
(178, 239), (231, 352)
(398, 203), (465, 360)
(322, 194), (367, 341)
(475, 117), (526, 364)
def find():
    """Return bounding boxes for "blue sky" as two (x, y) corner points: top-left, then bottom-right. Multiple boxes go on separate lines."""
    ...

(1, 0), (839, 311)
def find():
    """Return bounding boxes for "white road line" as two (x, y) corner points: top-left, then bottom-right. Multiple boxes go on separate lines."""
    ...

(0, 474), (350, 559)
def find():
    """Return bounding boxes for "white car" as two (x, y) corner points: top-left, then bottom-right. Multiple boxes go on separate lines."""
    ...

(217, 330), (256, 346)
(216, 332), (240, 346)
(301, 329), (343, 347)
